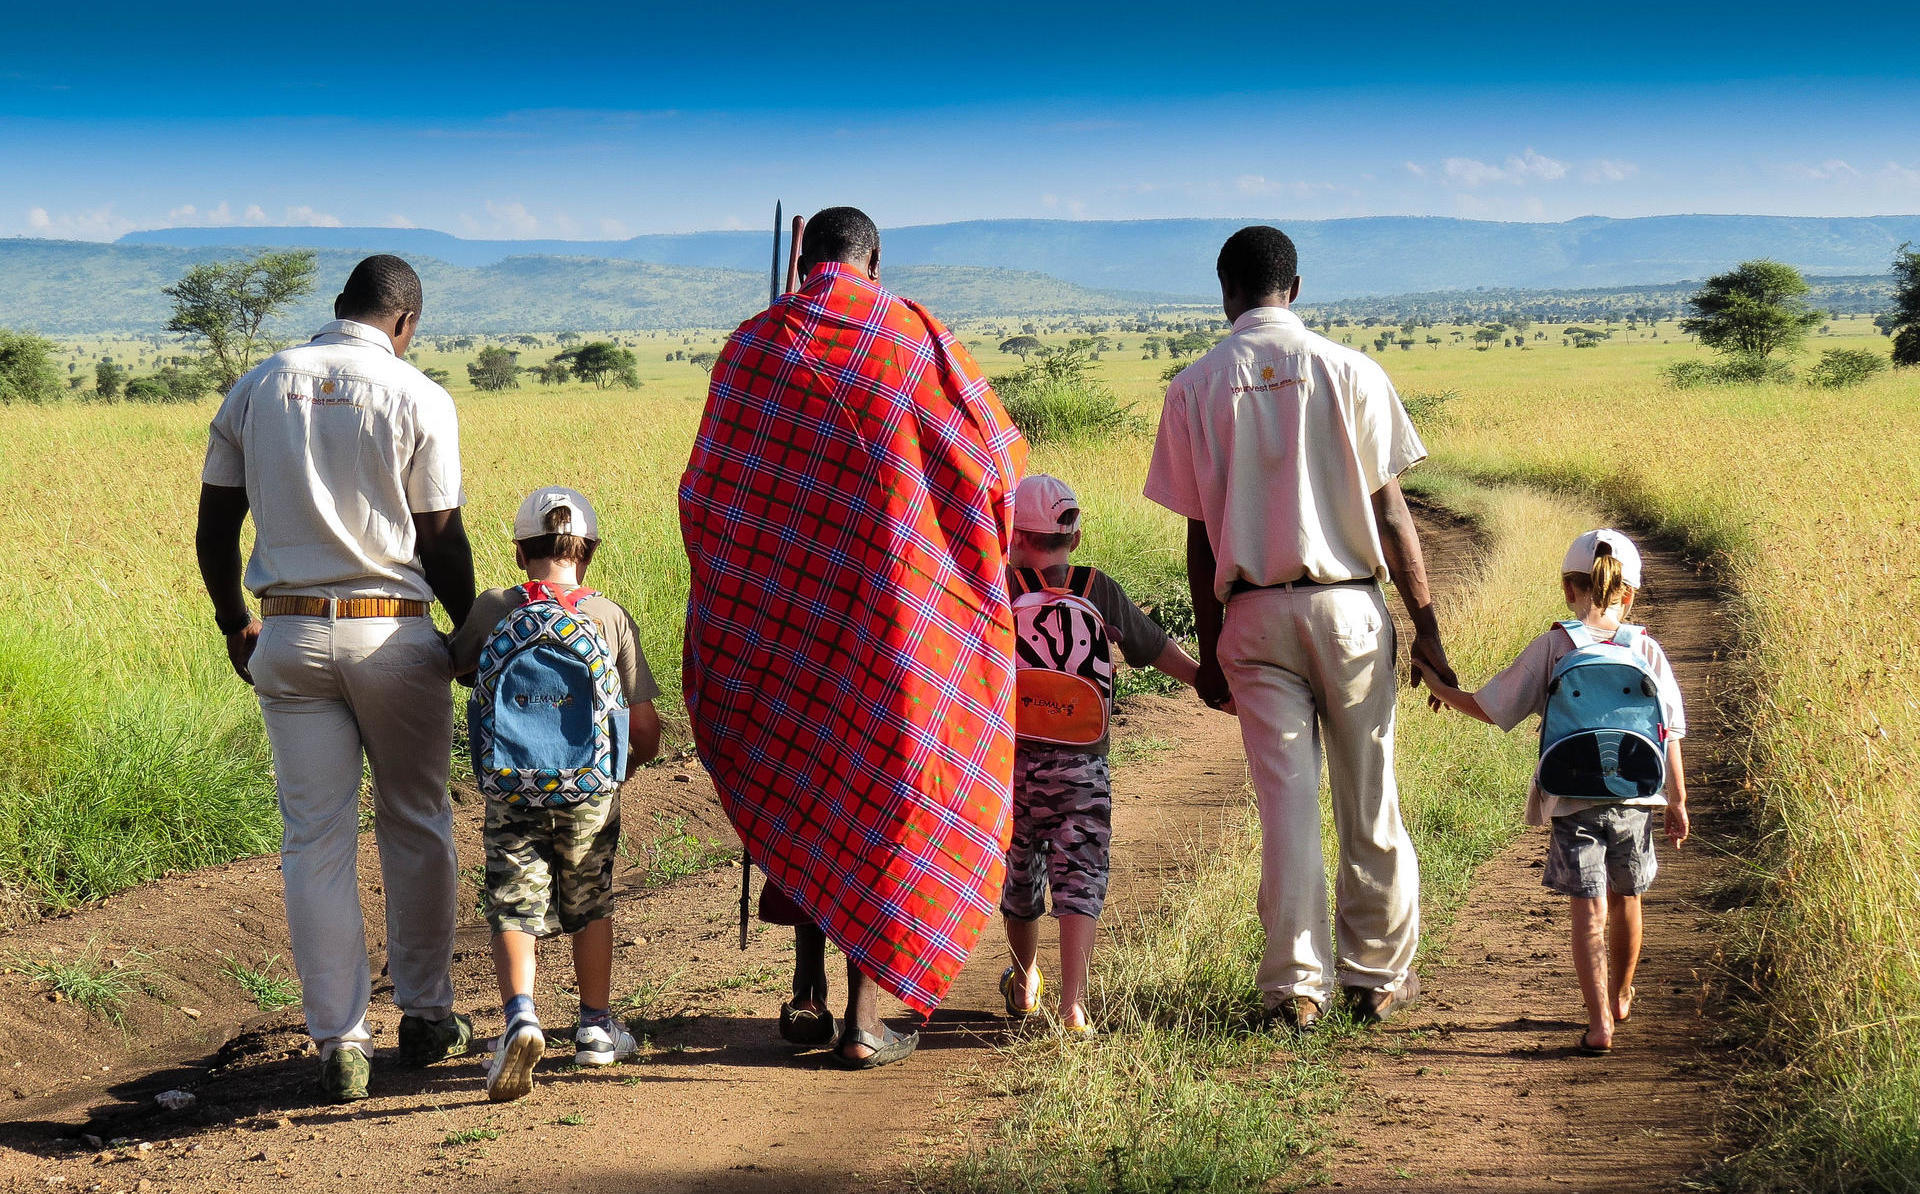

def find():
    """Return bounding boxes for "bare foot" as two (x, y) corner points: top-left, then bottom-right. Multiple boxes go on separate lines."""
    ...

(1061, 1002), (1091, 1031)
(1613, 984), (1635, 1023)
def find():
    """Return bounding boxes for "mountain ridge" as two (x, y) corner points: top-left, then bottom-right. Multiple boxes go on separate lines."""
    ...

(116, 213), (1920, 297)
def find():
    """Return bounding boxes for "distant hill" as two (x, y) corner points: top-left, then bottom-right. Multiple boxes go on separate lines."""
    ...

(121, 214), (1920, 298)
(0, 240), (1170, 335)
(1296, 275), (1895, 326)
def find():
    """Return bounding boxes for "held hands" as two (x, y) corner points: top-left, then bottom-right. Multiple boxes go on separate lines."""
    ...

(226, 619), (263, 685)
(1666, 802), (1690, 850)
(1409, 632), (1456, 691)
(1195, 656), (1237, 717)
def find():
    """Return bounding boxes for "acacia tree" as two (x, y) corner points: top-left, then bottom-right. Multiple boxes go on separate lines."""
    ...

(999, 335), (1044, 361)
(163, 250), (318, 392)
(95, 359), (125, 400)
(1679, 260), (1823, 359)
(1889, 242), (1920, 367)
(557, 342), (641, 389)
(467, 345), (521, 391)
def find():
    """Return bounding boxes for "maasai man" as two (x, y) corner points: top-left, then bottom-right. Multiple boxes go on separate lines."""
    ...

(680, 207), (1026, 1068)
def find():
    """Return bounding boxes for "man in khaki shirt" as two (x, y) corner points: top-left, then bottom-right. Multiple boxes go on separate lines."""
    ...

(1144, 226), (1457, 1032)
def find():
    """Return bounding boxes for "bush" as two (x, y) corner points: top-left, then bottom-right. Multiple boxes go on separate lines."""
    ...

(1805, 348), (1889, 389)
(1401, 389), (1457, 430)
(1663, 352), (1794, 388)
(0, 329), (62, 405)
(992, 348), (1144, 443)
(124, 365), (210, 403)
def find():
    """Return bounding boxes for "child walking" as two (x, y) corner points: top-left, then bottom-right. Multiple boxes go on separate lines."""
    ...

(1416, 529), (1689, 1054)
(450, 487), (663, 1101)
(999, 475), (1203, 1034)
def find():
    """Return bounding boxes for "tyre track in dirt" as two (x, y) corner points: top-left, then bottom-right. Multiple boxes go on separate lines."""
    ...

(1309, 526), (1743, 1193)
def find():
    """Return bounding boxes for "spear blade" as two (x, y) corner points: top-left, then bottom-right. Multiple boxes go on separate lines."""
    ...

(769, 200), (783, 307)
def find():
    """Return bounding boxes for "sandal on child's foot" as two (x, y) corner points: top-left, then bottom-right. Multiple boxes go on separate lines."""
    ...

(1574, 1030), (1612, 1057)
(1615, 985), (1636, 1023)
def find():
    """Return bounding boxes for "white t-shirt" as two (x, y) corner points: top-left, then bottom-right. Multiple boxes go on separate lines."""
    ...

(1143, 306), (1427, 600)
(202, 319), (463, 602)
(1474, 621), (1688, 826)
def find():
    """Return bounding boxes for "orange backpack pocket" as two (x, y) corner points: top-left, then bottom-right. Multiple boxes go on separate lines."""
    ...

(1015, 670), (1108, 748)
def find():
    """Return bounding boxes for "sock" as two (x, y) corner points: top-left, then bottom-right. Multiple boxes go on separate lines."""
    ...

(505, 994), (538, 1029)
(578, 1003), (613, 1030)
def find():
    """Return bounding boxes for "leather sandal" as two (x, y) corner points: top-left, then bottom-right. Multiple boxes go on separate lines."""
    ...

(829, 1024), (920, 1070)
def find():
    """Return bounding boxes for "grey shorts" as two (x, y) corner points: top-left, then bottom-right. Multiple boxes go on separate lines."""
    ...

(1543, 805), (1658, 899)
(1002, 747), (1112, 921)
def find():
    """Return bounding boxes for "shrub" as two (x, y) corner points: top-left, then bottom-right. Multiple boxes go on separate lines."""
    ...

(1805, 348), (1888, 389)
(0, 329), (62, 405)
(993, 348), (1144, 443)
(1401, 388), (1458, 430)
(1663, 352), (1794, 388)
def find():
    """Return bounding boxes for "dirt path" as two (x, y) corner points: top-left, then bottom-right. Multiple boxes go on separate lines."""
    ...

(1309, 532), (1742, 1192)
(0, 689), (1254, 1194)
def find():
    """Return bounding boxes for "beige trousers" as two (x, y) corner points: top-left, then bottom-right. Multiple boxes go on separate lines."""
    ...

(250, 613), (458, 1053)
(1218, 585), (1420, 1007)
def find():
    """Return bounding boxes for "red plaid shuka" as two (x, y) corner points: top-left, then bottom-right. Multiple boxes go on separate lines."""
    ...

(679, 263), (1027, 1015)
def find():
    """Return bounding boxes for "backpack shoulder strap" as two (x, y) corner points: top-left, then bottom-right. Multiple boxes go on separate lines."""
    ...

(1065, 565), (1099, 599)
(1010, 568), (1047, 598)
(1610, 623), (1644, 650)
(1556, 619), (1595, 649)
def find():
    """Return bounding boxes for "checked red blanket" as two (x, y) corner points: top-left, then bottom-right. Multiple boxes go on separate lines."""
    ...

(679, 263), (1027, 1015)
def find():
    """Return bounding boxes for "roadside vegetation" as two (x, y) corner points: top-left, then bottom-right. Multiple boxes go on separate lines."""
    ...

(6, 940), (163, 1026)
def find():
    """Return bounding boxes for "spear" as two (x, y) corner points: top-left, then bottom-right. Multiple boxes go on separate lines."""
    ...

(768, 200), (783, 307)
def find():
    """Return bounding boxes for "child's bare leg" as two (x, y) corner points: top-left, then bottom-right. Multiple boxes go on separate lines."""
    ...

(492, 929), (537, 1008)
(1569, 897), (1612, 1049)
(1004, 915), (1042, 1005)
(571, 917), (614, 1013)
(1607, 892), (1643, 1022)
(1057, 914), (1096, 1028)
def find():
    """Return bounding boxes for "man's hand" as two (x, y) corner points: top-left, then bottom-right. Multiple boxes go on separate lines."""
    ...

(1195, 656), (1233, 711)
(1666, 802), (1690, 850)
(226, 619), (264, 685)
(1410, 632), (1457, 691)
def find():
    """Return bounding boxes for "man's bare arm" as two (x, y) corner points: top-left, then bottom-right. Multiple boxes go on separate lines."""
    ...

(1371, 478), (1457, 689)
(1187, 519), (1232, 708)
(195, 483), (261, 683)
(412, 507), (477, 631)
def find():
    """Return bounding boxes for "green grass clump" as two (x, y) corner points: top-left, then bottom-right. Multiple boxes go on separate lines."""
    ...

(220, 953), (301, 1011)
(8, 940), (162, 1025)
(993, 350), (1145, 444)
(443, 1127), (498, 1146)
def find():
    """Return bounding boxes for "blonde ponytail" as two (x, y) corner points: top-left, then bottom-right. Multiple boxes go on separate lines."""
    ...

(1588, 547), (1629, 611)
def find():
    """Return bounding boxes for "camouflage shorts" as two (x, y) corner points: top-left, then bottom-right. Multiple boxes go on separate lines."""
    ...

(1002, 747), (1112, 921)
(483, 791), (621, 936)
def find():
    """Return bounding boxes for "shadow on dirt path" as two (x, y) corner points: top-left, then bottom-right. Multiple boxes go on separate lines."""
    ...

(1307, 526), (1744, 1193)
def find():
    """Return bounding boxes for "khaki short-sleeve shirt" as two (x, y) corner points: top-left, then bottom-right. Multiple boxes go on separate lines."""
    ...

(1143, 307), (1426, 600)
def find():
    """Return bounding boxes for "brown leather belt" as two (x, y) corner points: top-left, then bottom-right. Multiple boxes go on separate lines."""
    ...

(260, 596), (430, 619)
(1229, 576), (1376, 596)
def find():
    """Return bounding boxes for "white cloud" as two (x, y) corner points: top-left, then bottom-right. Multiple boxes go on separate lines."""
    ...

(1583, 159), (1639, 183)
(282, 204), (341, 227)
(243, 204), (268, 223)
(383, 213), (417, 228)
(1880, 161), (1920, 187)
(1039, 193), (1088, 217)
(1791, 158), (1860, 181)
(1233, 175), (1339, 199)
(598, 217), (631, 239)
(1403, 161), (1427, 179)
(1439, 148), (1569, 188)
(21, 203), (138, 239)
(460, 200), (542, 237)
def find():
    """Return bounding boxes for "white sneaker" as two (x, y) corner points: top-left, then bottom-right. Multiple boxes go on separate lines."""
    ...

(486, 1019), (545, 1102)
(574, 1021), (638, 1066)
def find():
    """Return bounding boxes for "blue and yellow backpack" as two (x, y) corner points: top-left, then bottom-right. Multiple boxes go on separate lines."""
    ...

(469, 581), (629, 807)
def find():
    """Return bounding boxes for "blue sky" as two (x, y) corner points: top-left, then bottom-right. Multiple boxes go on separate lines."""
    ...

(5, 1), (1918, 240)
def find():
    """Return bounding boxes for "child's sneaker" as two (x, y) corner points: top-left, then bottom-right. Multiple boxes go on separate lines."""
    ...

(486, 1018), (546, 1103)
(574, 1021), (638, 1067)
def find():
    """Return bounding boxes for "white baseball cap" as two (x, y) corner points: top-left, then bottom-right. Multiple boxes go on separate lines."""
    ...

(1014, 474), (1082, 534)
(1562, 529), (1642, 589)
(513, 486), (600, 542)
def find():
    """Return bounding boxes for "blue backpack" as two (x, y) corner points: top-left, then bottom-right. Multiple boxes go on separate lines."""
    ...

(1536, 621), (1668, 802)
(469, 582), (629, 808)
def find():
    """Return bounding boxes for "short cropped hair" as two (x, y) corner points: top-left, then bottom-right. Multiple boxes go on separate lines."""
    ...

(336, 254), (423, 320)
(516, 506), (596, 565)
(1015, 529), (1076, 553)
(801, 207), (880, 266)
(1216, 226), (1299, 301)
